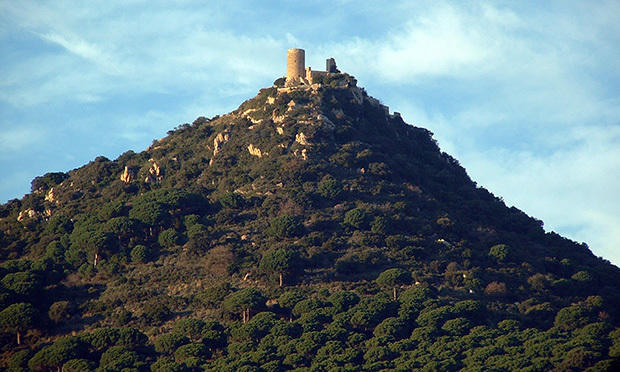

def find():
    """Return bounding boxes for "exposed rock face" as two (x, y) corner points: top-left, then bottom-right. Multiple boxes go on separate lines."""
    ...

(120, 166), (139, 183)
(293, 148), (308, 160)
(213, 131), (230, 157)
(276, 127), (284, 135)
(145, 160), (164, 183)
(17, 209), (40, 223)
(45, 187), (55, 203)
(295, 132), (310, 146)
(247, 144), (263, 158)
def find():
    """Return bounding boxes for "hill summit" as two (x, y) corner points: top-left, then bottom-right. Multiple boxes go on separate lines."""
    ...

(0, 49), (619, 371)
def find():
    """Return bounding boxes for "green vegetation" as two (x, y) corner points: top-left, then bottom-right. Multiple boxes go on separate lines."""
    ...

(0, 74), (618, 370)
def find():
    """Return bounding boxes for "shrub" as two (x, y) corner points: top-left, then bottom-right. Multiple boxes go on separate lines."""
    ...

(219, 192), (245, 209)
(142, 302), (171, 324)
(158, 228), (180, 248)
(175, 343), (209, 361)
(130, 245), (150, 263)
(489, 244), (511, 263)
(343, 208), (369, 230)
(317, 176), (343, 200)
(268, 215), (303, 238)
(154, 333), (189, 354)
(48, 301), (73, 323)
(442, 317), (471, 335)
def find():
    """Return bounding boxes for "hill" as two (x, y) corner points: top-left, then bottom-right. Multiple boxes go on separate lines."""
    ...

(1, 69), (619, 371)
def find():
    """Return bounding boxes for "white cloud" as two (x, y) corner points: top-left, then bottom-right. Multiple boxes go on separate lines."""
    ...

(0, 127), (45, 153)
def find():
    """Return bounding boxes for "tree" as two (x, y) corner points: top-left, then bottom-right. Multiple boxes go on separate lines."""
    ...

(260, 248), (301, 286)
(489, 244), (511, 263)
(0, 302), (37, 345)
(343, 208), (369, 230)
(172, 318), (206, 342)
(158, 228), (180, 248)
(129, 200), (168, 236)
(130, 244), (151, 263)
(223, 288), (266, 323)
(329, 291), (360, 313)
(104, 216), (138, 247)
(376, 268), (411, 300)
(317, 176), (343, 200)
(28, 336), (87, 371)
(86, 230), (116, 267)
(154, 333), (189, 354)
(63, 359), (96, 372)
(1, 271), (42, 299)
(99, 345), (144, 370)
(268, 215), (303, 238)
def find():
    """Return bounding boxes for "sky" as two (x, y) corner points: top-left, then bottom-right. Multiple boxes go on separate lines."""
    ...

(0, 1), (618, 266)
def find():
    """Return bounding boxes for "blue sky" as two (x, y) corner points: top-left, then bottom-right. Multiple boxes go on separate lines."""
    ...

(1, 1), (618, 265)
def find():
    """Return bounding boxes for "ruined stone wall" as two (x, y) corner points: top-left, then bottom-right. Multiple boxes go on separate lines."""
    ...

(306, 68), (328, 84)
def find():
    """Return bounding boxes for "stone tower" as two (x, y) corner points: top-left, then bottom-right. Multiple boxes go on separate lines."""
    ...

(287, 48), (305, 82)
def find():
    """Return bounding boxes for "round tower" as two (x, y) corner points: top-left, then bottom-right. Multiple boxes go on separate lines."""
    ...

(287, 48), (305, 81)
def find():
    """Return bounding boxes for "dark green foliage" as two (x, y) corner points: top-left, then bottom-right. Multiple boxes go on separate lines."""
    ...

(83, 328), (120, 350)
(554, 305), (593, 331)
(0, 302), (38, 345)
(28, 336), (87, 370)
(152, 356), (185, 372)
(219, 192), (245, 209)
(155, 333), (189, 354)
(267, 215), (303, 238)
(31, 172), (68, 192)
(442, 317), (471, 335)
(223, 288), (266, 322)
(376, 268), (411, 299)
(63, 358), (96, 372)
(130, 244), (151, 263)
(130, 200), (168, 227)
(1, 271), (41, 299)
(99, 345), (144, 371)
(259, 248), (302, 286)
(329, 291), (360, 313)
(373, 317), (409, 340)
(317, 176), (343, 200)
(489, 244), (511, 263)
(158, 228), (180, 248)
(343, 208), (369, 229)
(142, 301), (171, 324)
(175, 342), (209, 362)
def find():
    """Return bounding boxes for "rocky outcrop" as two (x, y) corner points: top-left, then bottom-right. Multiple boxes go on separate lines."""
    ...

(17, 209), (42, 223)
(213, 131), (230, 157)
(144, 160), (164, 183)
(293, 148), (308, 160)
(295, 132), (310, 146)
(45, 187), (55, 203)
(120, 166), (139, 183)
(247, 144), (263, 158)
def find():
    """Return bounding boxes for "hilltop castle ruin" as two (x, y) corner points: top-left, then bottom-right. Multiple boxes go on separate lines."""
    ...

(285, 48), (339, 87)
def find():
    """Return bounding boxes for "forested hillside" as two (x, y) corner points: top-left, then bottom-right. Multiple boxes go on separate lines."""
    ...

(1, 72), (619, 371)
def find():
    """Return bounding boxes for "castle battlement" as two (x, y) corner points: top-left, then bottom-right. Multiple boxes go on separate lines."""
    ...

(285, 48), (338, 87)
